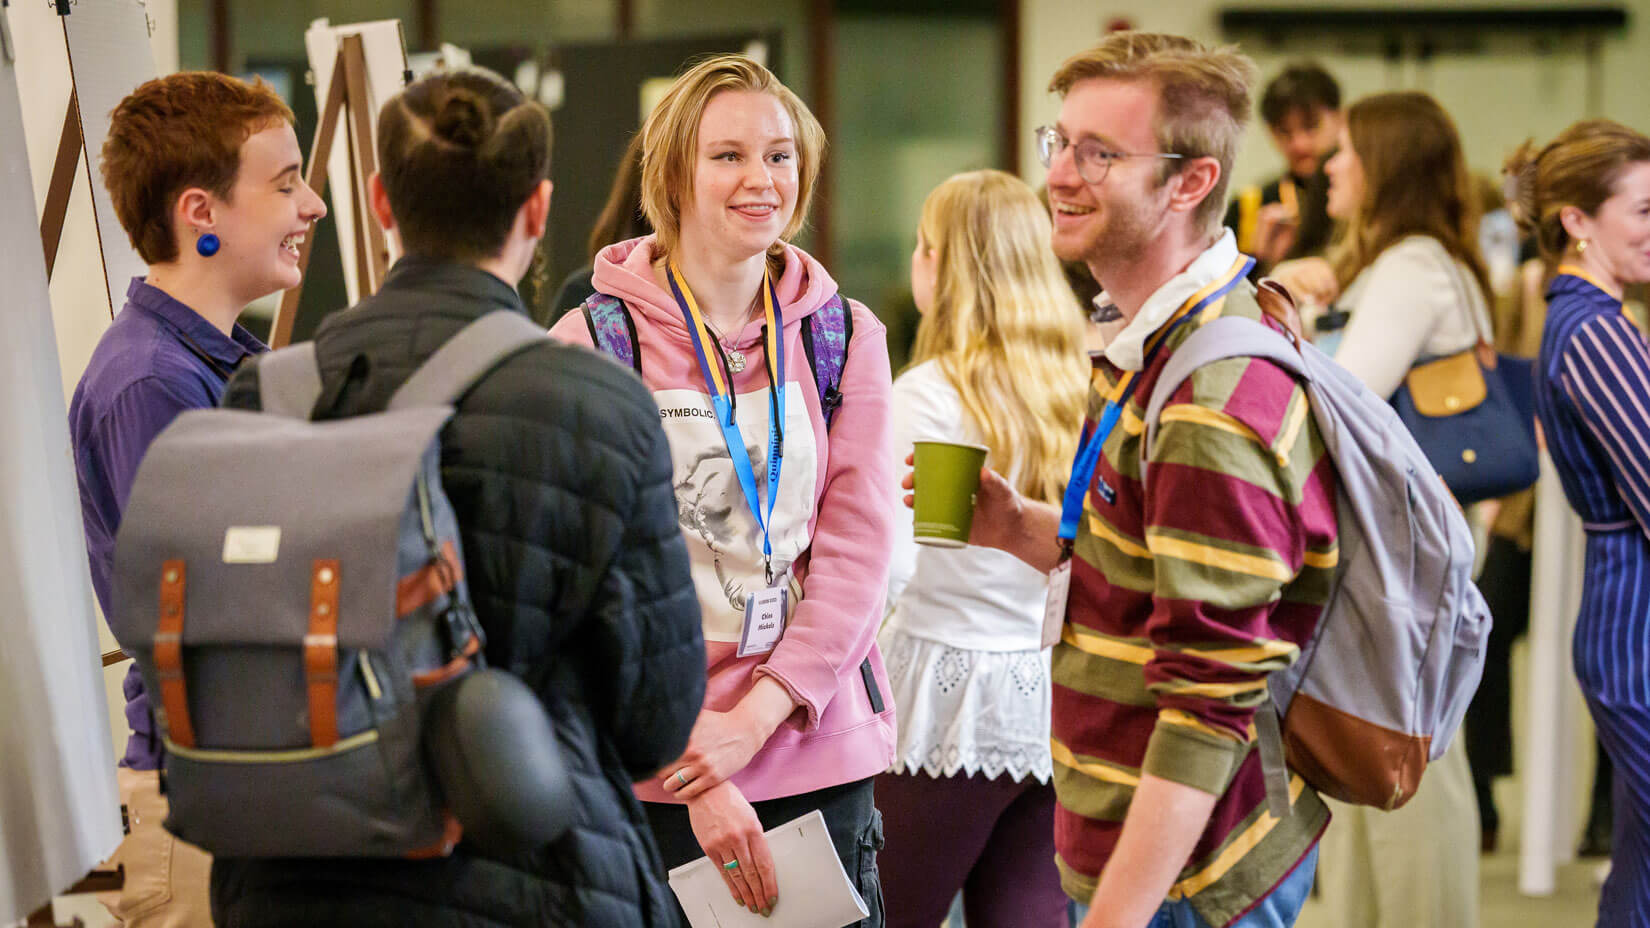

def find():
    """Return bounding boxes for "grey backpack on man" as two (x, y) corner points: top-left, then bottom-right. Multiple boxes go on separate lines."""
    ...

(1143, 286), (1491, 815)
(110, 312), (571, 857)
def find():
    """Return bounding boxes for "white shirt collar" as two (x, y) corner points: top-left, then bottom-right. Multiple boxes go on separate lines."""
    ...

(1092, 230), (1240, 371)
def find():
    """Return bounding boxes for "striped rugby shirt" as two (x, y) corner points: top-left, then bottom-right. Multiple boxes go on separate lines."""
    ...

(1054, 255), (1337, 925)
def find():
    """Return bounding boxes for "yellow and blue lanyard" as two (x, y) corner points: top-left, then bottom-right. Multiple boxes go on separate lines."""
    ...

(666, 262), (787, 585)
(1056, 255), (1255, 554)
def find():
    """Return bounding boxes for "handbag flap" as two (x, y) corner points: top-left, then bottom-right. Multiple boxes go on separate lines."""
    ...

(1404, 351), (1487, 417)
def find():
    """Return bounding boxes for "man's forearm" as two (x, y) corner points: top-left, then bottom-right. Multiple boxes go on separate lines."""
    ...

(1003, 498), (1065, 574)
(1078, 773), (1220, 928)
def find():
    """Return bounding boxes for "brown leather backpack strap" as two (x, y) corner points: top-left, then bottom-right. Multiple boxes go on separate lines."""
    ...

(1255, 278), (1305, 345)
(155, 560), (195, 747)
(305, 560), (341, 747)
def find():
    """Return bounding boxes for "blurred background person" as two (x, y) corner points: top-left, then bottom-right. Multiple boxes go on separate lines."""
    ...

(547, 131), (651, 324)
(875, 169), (1086, 928)
(1513, 118), (1650, 928)
(1226, 61), (1342, 274)
(1270, 89), (1487, 928)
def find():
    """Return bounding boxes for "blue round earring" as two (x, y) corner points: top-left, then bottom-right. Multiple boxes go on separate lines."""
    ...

(196, 232), (220, 257)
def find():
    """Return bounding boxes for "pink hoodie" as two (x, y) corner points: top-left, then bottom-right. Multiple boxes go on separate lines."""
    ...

(549, 236), (897, 802)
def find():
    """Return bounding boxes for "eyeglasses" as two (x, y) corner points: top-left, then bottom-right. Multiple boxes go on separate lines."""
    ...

(1035, 126), (1185, 185)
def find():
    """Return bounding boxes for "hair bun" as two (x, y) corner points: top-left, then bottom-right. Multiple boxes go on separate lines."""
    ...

(1501, 139), (1543, 234)
(433, 88), (492, 148)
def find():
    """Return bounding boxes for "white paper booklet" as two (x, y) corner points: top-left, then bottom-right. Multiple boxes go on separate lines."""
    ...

(666, 809), (869, 928)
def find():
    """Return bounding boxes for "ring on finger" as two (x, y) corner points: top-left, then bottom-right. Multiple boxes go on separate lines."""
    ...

(723, 858), (740, 871)
(675, 769), (690, 787)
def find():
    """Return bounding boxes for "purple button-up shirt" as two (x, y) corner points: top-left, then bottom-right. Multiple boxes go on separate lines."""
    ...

(69, 278), (267, 769)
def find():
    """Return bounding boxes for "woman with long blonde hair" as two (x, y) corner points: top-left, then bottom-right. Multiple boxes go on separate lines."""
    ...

(876, 169), (1086, 928)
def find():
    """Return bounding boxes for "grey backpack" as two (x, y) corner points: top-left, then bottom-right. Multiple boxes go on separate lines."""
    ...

(1143, 301), (1490, 814)
(111, 311), (550, 857)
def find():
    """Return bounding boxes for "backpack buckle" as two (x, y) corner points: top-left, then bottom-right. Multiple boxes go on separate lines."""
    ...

(440, 600), (486, 660)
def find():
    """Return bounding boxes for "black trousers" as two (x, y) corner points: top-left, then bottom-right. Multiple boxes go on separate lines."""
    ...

(1466, 534), (1614, 843)
(643, 777), (884, 927)
(1466, 534), (1533, 832)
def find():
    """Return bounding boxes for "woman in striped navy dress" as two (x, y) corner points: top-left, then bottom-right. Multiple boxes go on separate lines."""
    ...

(1510, 120), (1650, 927)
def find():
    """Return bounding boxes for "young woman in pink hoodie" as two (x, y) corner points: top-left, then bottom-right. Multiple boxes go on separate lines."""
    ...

(548, 55), (896, 924)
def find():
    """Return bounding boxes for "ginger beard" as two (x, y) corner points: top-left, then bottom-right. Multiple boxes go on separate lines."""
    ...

(1050, 177), (1172, 269)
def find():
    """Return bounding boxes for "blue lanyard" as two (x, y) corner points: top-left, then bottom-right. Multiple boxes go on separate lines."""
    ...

(1057, 256), (1255, 549)
(667, 263), (787, 584)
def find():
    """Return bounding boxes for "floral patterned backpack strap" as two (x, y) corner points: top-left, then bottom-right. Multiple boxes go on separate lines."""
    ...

(800, 293), (852, 431)
(580, 293), (641, 376)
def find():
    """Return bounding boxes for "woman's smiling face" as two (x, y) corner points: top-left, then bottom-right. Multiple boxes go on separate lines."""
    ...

(678, 90), (799, 263)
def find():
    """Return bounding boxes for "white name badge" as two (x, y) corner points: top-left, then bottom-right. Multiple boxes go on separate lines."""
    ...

(1042, 558), (1072, 649)
(737, 586), (788, 657)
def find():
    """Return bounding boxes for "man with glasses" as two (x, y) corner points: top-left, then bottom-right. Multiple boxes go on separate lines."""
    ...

(959, 32), (1337, 928)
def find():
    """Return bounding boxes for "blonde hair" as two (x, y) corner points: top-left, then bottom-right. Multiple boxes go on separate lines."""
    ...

(1048, 32), (1256, 236)
(909, 170), (1089, 505)
(1331, 91), (1491, 304)
(639, 55), (825, 259)
(1505, 119), (1650, 266)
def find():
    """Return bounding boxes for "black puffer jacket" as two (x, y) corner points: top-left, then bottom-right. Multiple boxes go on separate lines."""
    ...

(210, 257), (704, 927)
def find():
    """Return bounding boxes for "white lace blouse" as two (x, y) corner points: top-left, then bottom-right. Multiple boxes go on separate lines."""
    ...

(881, 360), (1053, 783)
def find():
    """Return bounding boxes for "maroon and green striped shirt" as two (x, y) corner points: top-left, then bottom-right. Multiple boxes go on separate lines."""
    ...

(1052, 285), (1337, 926)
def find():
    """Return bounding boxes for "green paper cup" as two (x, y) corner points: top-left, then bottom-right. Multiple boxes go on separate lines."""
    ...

(912, 440), (989, 548)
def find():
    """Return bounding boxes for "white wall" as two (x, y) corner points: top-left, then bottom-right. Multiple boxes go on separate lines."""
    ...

(1019, 0), (1650, 194)
(13, 0), (178, 764)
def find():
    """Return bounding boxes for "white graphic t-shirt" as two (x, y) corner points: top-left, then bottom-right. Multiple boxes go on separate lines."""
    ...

(653, 385), (817, 643)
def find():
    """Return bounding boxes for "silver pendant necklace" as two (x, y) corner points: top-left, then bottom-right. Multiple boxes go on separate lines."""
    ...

(703, 316), (747, 373)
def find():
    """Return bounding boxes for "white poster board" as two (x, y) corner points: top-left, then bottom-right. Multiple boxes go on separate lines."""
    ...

(304, 18), (407, 305)
(0, 6), (123, 918)
(59, 0), (155, 314)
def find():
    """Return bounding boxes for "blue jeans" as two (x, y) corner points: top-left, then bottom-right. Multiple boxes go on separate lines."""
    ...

(1070, 845), (1317, 928)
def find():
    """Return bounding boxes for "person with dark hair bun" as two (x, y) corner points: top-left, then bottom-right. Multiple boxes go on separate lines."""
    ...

(1512, 118), (1650, 928)
(373, 69), (553, 263)
(207, 66), (705, 928)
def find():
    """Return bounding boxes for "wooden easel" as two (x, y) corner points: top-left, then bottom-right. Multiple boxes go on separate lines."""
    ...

(25, 866), (123, 927)
(26, 28), (131, 928)
(30, 120), (124, 894)
(26, 64), (124, 928)
(267, 33), (391, 348)
(37, 91), (79, 279)
(32, 93), (133, 673)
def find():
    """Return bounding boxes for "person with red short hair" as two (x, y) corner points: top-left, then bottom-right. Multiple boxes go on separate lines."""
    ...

(69, 71), (325, 926)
